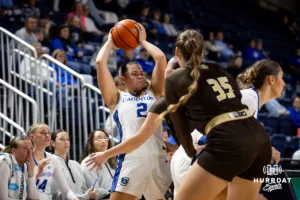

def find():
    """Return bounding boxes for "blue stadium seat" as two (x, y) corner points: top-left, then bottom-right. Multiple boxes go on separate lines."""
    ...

(266, 116), (280, 133)
(258, 113), (268, 125)
(279, 116), (294, 135)
(271, 134), (287, 155)
(264, 126), (273, 136)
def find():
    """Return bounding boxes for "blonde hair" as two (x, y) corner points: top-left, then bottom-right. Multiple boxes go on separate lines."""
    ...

(52, 49), (68, 65)
(3, 136), (31, 153)
(159, 30), (204, 119)
(27, 123), (49, 137)
(236, 59), (281, 89)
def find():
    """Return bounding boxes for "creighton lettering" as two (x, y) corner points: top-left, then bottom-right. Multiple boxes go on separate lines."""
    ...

(122, 95), (154, 102)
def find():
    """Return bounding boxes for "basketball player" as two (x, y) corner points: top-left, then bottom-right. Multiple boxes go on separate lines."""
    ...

(27, 123), (78, 200)
(89, 22), (171, 200)
(50, 129), (96, 200)
(158, 30), (272, 200)
(85, 57), (206, 195)
(238, 59), (283, 164)
(0, 136), (39, 200)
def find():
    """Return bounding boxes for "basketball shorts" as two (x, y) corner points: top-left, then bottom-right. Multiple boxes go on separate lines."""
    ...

(171, 145), (192, 196)
(111, 152), (172, 199)
(197, 117), (272, 182)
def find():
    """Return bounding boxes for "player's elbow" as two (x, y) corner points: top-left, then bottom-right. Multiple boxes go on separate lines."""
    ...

(96, 60), (103, 67)
(154, 53), (166, 63)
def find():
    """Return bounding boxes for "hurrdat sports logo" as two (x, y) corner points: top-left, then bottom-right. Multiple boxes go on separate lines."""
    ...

(253, 164), (291, 192)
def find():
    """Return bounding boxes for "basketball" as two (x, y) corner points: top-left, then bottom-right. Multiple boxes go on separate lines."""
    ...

(111, 19), (139, 50)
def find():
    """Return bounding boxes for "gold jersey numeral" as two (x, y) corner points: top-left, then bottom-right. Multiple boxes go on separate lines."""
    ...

(207, 77), (236, 102)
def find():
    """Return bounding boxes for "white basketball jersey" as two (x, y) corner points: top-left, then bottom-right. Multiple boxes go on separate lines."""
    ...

(113, 89), (164, 156)
(241, 88), (259, 119)
(33, 152), (55, 199)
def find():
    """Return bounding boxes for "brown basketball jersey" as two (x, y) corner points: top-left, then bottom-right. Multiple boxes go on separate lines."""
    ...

(165, 61), (247, 157)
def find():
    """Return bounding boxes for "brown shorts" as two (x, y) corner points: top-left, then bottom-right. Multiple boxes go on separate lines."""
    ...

(197, 117), (272, 182)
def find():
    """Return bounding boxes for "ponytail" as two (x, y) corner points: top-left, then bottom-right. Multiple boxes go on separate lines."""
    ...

(158, 65), (200, 120)
(236, 67), (257, 89)
(158, 30), (204, 120)
(236, 59), (281, 90)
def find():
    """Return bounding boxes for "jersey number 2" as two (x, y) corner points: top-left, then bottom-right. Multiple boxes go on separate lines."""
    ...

(36, 179), (48, 192)
(137, 103), (147, 118)
(207, 77), (236, 102)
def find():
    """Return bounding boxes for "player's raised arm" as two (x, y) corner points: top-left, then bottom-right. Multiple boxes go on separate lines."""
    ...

(96, 32), (120, 112)
(135, 23), (166, 98)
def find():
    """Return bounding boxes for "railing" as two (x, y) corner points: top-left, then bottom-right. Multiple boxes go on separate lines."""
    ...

(82, 83), (116, 144)
(0, 26), (118, 160)
(0, 111), (26, 147)
(0, 27), (56, 126)
(39, 54), (86, 160)
(0, 78), (37, 131)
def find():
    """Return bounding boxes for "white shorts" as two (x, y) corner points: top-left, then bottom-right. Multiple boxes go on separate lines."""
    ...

(111, 152), (172, 199)
(171, 145), (192, 196)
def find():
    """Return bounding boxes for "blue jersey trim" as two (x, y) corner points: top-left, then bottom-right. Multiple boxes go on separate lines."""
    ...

(33, 152), (47, 166)
(111, 110), (126, 192)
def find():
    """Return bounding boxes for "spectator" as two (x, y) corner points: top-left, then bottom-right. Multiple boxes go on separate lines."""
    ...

(15, 15), (38, 45)
(291, 22), (300, 40)
(117, 50), (135, 67)
(135, 48), (155, 73)
(92, 0), (123, 17)
(204, 31), (222, 61)
(243, 38), (264, 63)
(87, 0), (118, 27)
(66, 15), (85, 47)
(34, 27), (50, 54)
(82, 3), (104, 36)
(118, 0), (129, 9)
(52, 49), (78, 86)
(51, 24), (92, 75)
(255, 39), (268, 59)
(19, 43), (51, 82)
(90, 34), (117, 72)
(289, 47), (300, 85)
(39, 12), (55, 40)
(52, 49), (94, 85)
(150, 9), (165, 36)
(280, 15), (292, 36)
(265, 99), (290, 117)
(80, 130), (116, 200)
(135, 6), (151, 31)
(21, 0), (40, 17)
(226, 56), (243, 80)
(214, 31), (234, 62)
(66, 2), (86, 31)
(289, 96), (300, 130)
(162, 13), (178, 37)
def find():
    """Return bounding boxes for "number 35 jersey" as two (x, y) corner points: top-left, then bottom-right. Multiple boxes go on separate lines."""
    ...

(165, 61), (247, 135)
(113, 88), (164, 156)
